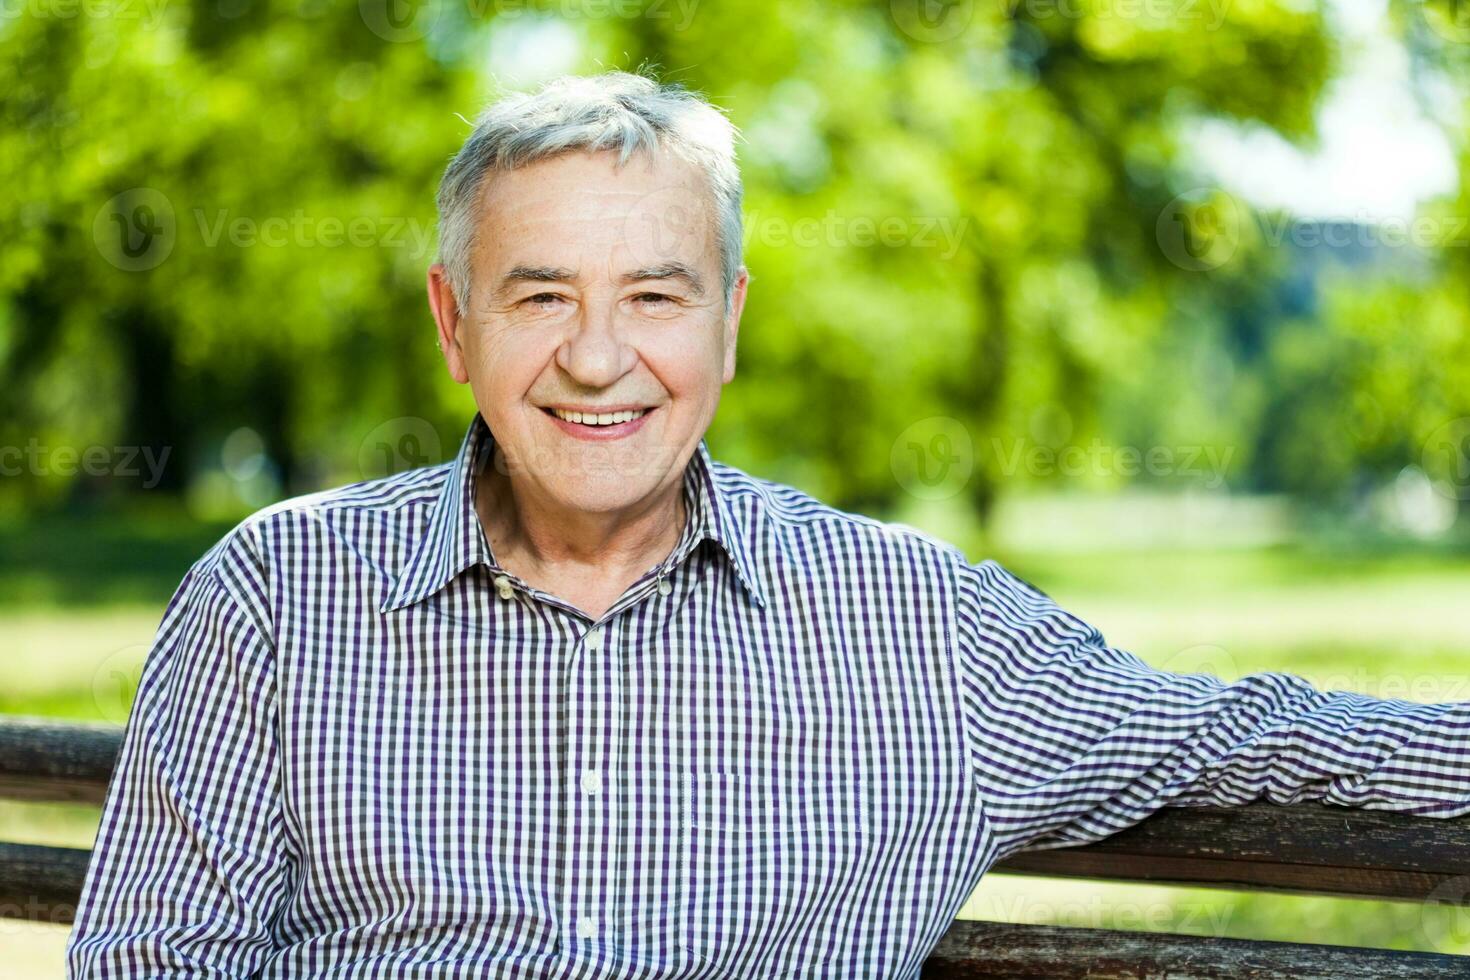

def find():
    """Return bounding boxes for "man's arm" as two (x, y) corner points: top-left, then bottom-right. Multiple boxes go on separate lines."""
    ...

(67, 537), (292, 978)
(953, 558), (1470, 863)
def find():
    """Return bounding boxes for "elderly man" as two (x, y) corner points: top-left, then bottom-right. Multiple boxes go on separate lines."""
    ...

(68, 72), (1469, 978)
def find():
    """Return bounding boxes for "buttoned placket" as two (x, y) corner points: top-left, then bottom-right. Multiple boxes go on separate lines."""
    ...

(564, 616), (610, 947)
(488, 558), (684, 952)
(488, 567), (661, 952)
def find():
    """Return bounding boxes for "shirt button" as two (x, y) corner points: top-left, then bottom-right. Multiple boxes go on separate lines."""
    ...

(580, 769), (602, 794)
(493, 574), (514, 600)
(584, 626), (604, 652)
(657, 578), (673, 596)
(577, 916), (597, 939)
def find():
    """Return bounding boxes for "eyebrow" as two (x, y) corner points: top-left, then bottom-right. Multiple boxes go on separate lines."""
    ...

(619, 262), (706, 296)
(495, 262), (707, 299)
(496, 265), (578, 297)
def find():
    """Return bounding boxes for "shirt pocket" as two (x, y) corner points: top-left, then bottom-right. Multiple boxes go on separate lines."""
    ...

(676, 768), (869, 976)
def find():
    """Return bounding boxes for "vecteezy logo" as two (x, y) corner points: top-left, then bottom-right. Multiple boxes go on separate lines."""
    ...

(93, 644), (150, 725)
(1155, 188), (1243, 272)
(1420, 875), (1470, 953)
(358, 416), (442, 479)
(1422, 417), (1470, 500)
(890, 0), (974, 42)
(1158, 643), (1240, 682)
(359, 0), (439, 42)
(891, 416), (974, 500)
(622, 184), (713, 271)
(93, 187), (176, 271)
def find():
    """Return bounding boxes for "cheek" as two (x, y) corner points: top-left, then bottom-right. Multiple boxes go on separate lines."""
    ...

(636, 323), (726, 398)
(464, 323), (559, 399)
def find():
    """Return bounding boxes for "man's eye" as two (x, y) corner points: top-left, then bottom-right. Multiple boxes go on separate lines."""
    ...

(525, 293), (564, 305)
(634, 292), (674, 305)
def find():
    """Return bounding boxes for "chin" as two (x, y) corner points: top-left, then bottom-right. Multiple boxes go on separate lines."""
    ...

(554, 480), (654, 515)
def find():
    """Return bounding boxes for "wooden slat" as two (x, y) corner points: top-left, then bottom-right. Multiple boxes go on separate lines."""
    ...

(1010, 801), (1470, 871)
(992, 802), (1470, 904)
(0, 717), (122, 805)
(0, 843), (91, 925)
(921, 920), (1468, 978)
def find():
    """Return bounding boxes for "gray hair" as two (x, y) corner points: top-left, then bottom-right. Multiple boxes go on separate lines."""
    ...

(435, 70), (744, 316)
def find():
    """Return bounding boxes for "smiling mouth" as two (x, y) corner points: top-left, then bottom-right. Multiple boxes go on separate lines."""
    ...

(541, 406), (654, 427)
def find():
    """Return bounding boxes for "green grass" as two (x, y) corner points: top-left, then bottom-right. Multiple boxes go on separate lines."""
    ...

(994, 544), (1470, 681)
(0, 513), (234, 610)
(5, 515), (1470, 971)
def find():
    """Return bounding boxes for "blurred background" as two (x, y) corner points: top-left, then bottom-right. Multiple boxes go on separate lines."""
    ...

(4, 0), (1470, 972)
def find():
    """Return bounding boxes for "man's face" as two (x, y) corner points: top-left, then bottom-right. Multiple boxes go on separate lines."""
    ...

(428, 148), (747, 518)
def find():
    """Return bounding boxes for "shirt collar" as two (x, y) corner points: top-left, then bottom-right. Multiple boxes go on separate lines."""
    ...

(380, 411), (768, 613)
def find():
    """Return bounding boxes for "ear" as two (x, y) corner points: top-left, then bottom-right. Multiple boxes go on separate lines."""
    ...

(427, 264), (470, 385)
(721, 267), (750, 384)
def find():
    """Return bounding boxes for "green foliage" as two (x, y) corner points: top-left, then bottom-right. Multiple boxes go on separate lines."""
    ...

(0, 0), (1463, 523)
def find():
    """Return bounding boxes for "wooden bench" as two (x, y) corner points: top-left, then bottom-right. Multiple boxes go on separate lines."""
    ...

(4, 715), (1467, 977)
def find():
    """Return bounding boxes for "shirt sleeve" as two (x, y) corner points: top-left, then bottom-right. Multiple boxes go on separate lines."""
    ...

(954, 557), (1470, 863)
(66, 537), (292, 978)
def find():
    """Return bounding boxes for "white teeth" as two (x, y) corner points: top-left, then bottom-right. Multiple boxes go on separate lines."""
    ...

(550, 407), (649, 426)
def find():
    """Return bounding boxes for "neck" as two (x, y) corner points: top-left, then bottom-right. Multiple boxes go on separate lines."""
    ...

(474, 445), (688, 583)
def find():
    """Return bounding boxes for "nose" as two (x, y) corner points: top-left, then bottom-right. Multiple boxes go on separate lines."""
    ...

(555, 300), (638, 387)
